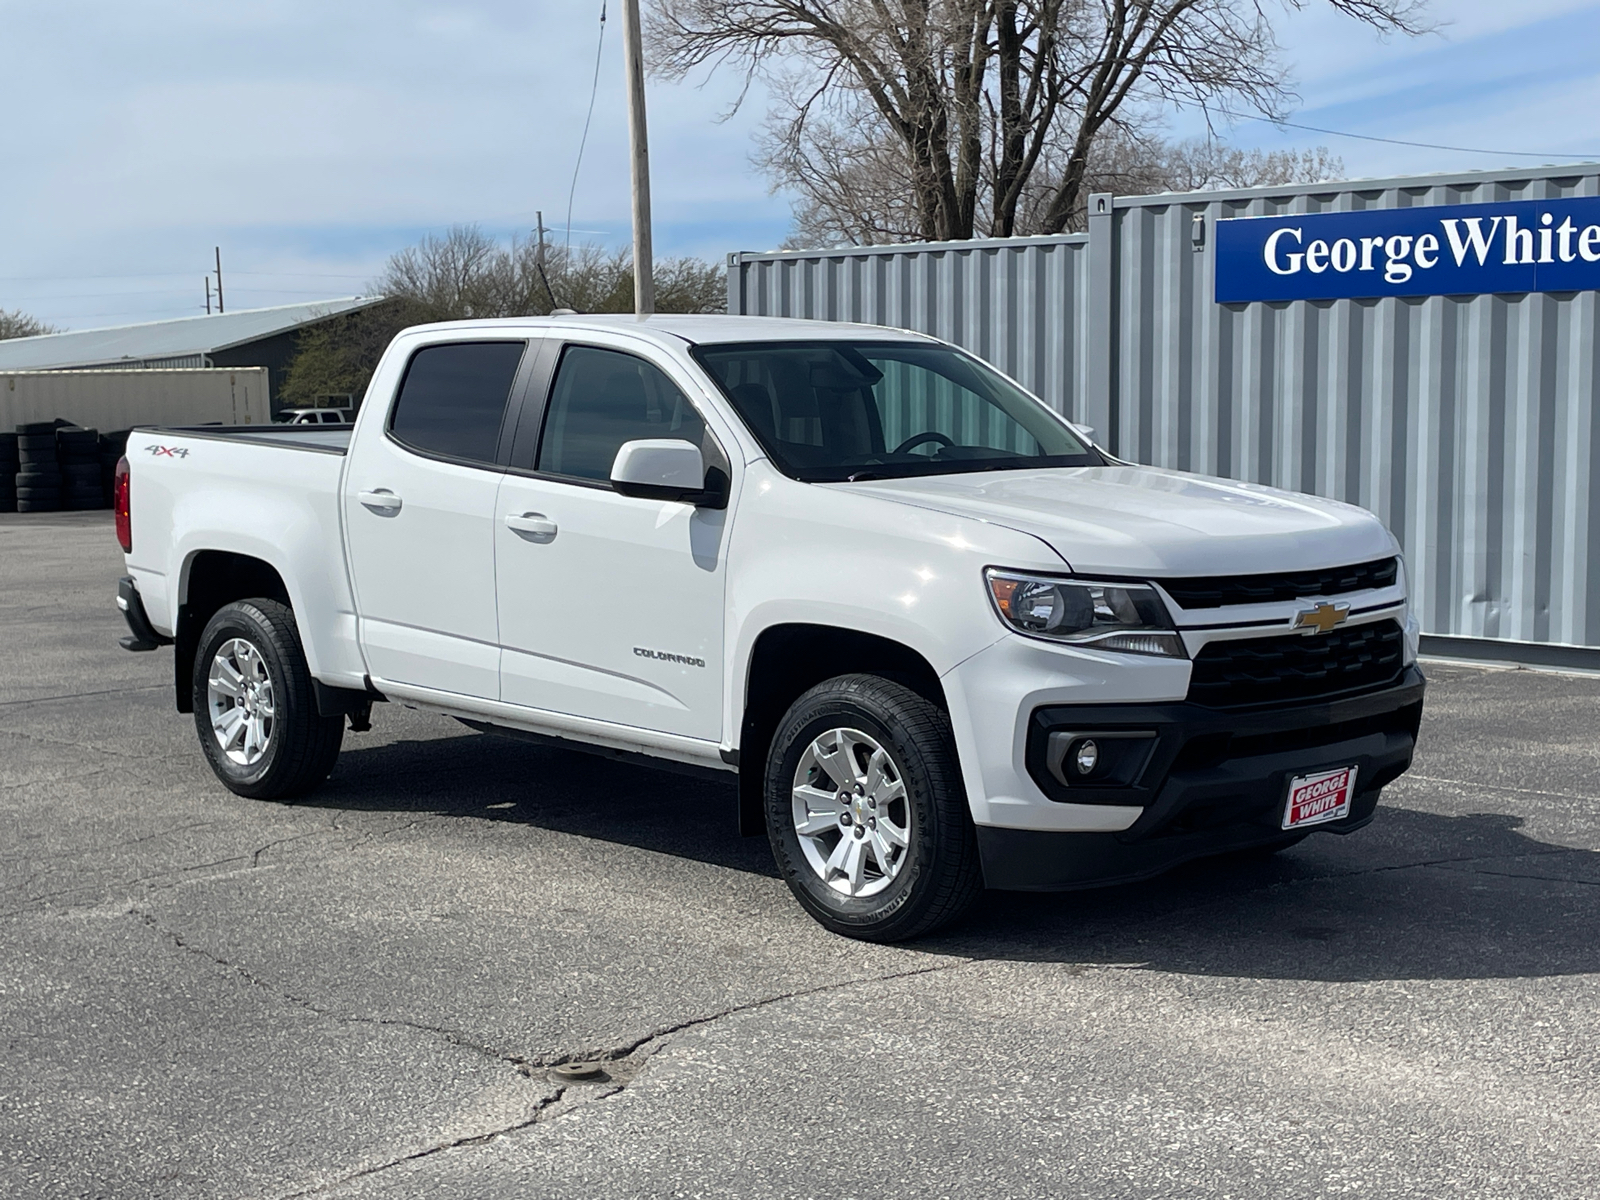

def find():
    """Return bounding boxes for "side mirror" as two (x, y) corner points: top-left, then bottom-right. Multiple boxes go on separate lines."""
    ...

(610, 439), (727, 507)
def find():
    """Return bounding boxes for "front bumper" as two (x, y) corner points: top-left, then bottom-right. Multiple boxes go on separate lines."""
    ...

(976, 666), (1425, 890)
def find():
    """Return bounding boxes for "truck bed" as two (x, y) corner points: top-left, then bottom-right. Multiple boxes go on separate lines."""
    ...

(140, 424), (352, 454)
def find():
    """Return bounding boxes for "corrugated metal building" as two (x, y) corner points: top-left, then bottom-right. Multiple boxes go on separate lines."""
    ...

(0, 297), (388, 410)
(727, 164), (1600, 664)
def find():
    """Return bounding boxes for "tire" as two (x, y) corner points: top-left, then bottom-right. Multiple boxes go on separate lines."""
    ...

(18, 434), (57, 453)
(765, 674), (983, 942)
(192, 599), (344, 799)
(17, 498), (61, 513)
(57, 429), (97, 451)
(16, 487), (62, 500)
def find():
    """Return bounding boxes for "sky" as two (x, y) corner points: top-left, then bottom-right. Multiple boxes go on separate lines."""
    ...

(1, 0), (1598, 331)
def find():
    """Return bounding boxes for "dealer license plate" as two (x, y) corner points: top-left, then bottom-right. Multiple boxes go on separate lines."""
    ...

(1282, 766), (1359, 830)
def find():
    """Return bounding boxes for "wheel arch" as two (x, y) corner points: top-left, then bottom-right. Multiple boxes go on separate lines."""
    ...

(173, 550), (293, 713)
(733, 622), (948, 836)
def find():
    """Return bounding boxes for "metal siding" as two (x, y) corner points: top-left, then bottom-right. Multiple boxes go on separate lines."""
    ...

(734, 237), (1092, 421)
(729, 165), (1600, 649)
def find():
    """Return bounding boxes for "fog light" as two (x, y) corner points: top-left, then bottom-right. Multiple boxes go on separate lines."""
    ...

(1074, 740), (1099, 775)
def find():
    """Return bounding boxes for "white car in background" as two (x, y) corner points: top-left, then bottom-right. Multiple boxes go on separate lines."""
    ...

(277, 407), (352, 426)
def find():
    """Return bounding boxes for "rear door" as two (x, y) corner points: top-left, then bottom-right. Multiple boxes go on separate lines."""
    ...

(343, 338), (533, 699)
(493, 341), (732, 740)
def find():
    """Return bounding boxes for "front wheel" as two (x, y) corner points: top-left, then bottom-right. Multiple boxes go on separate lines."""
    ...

(765, 675), (982, 942)
(192, 599), (343, 799)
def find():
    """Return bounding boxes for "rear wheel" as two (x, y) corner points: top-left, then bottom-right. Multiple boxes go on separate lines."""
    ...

(765, 674), (982, 942)
(192, 599), (343, 799)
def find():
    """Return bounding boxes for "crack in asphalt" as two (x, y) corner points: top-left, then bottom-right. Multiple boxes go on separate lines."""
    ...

(131, 900), (978, 1198)
(273, 1086), (571, 1200)
(0, 683), (166, 709)
(0, 723), (173, 762)
(0, 818), (221, 867)
(1402, 772), (1600, 805)
(262, 961), (979, 1199)
(0, 819), (356, 919)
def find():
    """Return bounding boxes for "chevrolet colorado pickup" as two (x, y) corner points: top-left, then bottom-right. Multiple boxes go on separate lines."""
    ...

(114, 314), (1424, 940)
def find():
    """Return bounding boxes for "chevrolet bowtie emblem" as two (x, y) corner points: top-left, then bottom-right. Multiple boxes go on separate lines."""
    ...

(1292, 602), (1350, 635)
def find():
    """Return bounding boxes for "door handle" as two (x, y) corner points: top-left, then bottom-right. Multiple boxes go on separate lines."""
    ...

(505, 512), (558, 540)
(358, 489), (402, 514)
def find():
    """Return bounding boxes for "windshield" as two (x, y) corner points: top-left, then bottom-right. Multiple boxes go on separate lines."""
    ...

(692, 340), (1099, 482)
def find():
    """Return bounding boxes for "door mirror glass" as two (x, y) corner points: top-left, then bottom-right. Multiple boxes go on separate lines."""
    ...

(610, 439), (710, 502)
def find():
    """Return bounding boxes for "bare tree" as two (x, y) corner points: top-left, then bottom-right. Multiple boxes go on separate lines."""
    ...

(652, 0), (1425, 243)
(375, 226), (724, 320)
(0, 309), (58, 340)
(283, 227), (726, 408)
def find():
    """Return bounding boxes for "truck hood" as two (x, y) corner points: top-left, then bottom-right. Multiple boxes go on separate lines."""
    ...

(832, 465), (1396, 577)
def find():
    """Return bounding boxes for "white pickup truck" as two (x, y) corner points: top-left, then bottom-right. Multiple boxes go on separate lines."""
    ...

(113, 314), (1424, 940)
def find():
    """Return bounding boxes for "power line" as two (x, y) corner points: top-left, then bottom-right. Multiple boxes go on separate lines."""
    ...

(566, 0), (608, 257)
(1212, 106), (1600, 161)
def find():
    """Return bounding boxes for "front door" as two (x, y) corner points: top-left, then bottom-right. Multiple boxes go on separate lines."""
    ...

(343, 338), (528, 698)
(495, 343), (729, 741)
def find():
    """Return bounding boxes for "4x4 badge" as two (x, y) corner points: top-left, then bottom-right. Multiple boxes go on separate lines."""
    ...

(1292, 602), (1350, 635)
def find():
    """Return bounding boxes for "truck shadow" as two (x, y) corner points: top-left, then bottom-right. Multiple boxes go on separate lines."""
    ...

(316, 730), (1600, 983)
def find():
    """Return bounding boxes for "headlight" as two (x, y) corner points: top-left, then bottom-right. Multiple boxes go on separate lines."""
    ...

(985, 569), (1185, 658)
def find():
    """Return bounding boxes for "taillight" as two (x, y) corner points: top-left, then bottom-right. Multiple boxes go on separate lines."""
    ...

(114, 457), (132, 552)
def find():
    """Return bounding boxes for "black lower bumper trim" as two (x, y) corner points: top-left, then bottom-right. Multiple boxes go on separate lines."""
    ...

(982, 667), (1425, 890)
(117, 575), (170, 652)
(976, 800), (1374, 893)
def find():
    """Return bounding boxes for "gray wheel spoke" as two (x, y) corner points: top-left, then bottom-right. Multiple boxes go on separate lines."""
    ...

(814, 731), (862, 790)
(877, 816), (910, 848)
(824, 834), (852, 878)
(843, 836), (867, 894)
(209, 665), (242, 698)
(214, 706), (246, 749)
(868, 831), (897, 874)
(862, 748), (891, 799)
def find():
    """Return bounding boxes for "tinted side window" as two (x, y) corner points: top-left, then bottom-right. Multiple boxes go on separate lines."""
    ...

(537, 345), (705, 482)
(389, 341), (526, 464)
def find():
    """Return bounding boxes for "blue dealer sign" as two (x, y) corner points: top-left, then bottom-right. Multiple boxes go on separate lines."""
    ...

(1214, 196), (1600, 303)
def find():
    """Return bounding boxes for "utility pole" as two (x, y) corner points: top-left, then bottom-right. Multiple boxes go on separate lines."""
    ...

(620, 0), (654, 315)
(534, 211), (561, 311)
(204, 277), (212, 315)
(214, 246), (225, 314)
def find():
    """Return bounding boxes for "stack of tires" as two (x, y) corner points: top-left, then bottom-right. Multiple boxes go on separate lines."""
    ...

(58, 426), (105, 510)
(16, 422), (63, 513)
(98, 430), (129, 506)
(0, 433), (17, 512)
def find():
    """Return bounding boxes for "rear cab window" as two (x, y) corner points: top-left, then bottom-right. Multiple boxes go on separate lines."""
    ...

(388, 341), (528, 466)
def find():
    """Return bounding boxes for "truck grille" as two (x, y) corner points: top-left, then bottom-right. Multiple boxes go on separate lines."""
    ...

(1187, 620), (1405, 709)
(1157, 557), (1398, 609)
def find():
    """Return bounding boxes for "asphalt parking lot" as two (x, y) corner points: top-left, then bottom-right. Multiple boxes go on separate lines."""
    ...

(2, 511), (1598, 1199)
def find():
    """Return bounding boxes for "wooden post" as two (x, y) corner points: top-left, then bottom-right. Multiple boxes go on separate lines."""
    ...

(620, 0), (654, 315)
